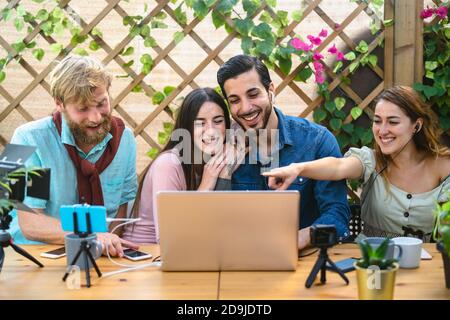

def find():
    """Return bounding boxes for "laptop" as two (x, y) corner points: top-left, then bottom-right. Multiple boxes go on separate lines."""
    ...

(157, 191), (299, 271)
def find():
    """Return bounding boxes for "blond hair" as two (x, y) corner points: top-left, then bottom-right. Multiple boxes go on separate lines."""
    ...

(50, 55), (111, 105)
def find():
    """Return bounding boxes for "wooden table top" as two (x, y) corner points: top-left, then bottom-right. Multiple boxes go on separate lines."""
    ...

(1, 243), (448, 300)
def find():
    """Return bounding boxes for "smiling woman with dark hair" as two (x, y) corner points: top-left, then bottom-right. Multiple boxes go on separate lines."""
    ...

(122, 87), (239, 244)
(263, 86), (450, 241)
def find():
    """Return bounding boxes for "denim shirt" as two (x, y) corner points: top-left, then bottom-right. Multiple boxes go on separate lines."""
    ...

(232, 108), (350, 240)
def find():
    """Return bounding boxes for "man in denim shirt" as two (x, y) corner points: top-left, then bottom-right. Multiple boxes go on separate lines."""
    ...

(217, 55), (350, 250)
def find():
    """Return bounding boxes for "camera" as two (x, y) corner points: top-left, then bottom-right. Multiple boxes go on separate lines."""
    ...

(0, 144), (50, 204)
(310, 224), (337, 248)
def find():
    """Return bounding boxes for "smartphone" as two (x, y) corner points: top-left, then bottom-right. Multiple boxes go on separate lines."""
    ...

(60, 205), (108, 233)
(326, 258), (357, 273)
(123, 248), (153, 261)
(40, 246), (66, 259)
(421, 248), (432, 260)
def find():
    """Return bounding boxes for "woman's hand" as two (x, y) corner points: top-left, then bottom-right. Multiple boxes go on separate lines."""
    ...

(261, 163), (304, 190)
(198, 153), (227, 191)
(218, 143), (246, 179)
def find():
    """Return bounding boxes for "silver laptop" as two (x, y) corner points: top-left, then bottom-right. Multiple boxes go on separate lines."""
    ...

(157, 191), (299, 271)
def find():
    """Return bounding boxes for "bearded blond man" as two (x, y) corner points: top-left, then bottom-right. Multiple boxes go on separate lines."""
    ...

(10, 55), (139, 257)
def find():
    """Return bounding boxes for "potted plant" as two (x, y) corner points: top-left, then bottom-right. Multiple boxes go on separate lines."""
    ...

(354, 238), (399, 300)
(433, 196), (450, 289)
(0, 167), (41, 219)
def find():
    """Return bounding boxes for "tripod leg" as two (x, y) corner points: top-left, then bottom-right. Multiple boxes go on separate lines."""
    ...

(10, 243), (44, 267)
(0, 247), (4, 273)
(84, 248), (91, 288)
(305, 254), (326, 288)
(85, 248), (102, 277)
(63, 247), (84, 281)
(320, 263), (327, 284)
(326, 257), (349, 285)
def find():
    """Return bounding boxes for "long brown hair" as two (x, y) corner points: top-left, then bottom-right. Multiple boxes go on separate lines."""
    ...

(373, 86), (450, 181)
(131, 87), (230, 218)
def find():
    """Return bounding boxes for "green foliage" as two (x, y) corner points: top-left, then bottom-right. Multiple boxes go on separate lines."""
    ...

(356, 238), (398, 270)
(32, 48), (45, 61)
(73, 47), (88, 56)
(414, 8), (450, 133)
(152, 85), (177, 105)
(350, 106), (363, 120)
(173, 31), (185, 44)
(89, 40), (100, 51)
(140, 54), (154, 74)
(147, 147), (160, 160)
(295, 67), (313, 82)
(0, 167), (42, 217)
(50, 43), (63, 54)
(434, 195), (450, 257)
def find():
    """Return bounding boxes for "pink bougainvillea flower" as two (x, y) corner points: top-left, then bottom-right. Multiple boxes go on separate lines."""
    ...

(318, 29), (328, 38)
(336, 51), (345, 61)
(436, 6), (448, 19)
(291, 38), (312, 51)
(314, 71), (325, 84)
(307, 35), (322, 46)
(420, 6), (435, 19)
(328, 44), (338, 54)
(313, 51), (324, 61)
(313, 61), (324, 72)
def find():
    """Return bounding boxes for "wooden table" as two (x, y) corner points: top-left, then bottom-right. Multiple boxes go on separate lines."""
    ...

(0, 244), (448, 300)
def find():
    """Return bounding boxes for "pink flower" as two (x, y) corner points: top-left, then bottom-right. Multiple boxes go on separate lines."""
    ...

(313, 51), (324, 61)
(313, 61), (324, 72)
(334, 23), (341, 30)
(420, 7), (435, 19)
(291, 38), (312, 52)
(336, 51), (345, 61)
(318, 29), (328, 38)
(436, 6), (448, 19)
(314, 71), (325, 84)
(328, 44), (338, 54)
(307, 35), (322, 46)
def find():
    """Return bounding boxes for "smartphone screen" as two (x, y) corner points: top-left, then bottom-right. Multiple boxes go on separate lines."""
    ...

(41, 246), (66, 258)
(123, 249), (149, 258)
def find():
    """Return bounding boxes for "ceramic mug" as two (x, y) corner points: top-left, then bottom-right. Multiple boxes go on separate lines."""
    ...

(392, 237), (423, 268)
(65, 233), (102, 270)
(360, 237), (403, 260)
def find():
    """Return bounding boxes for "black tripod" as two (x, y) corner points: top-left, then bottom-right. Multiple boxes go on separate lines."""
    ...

(62, 211), (102, 288)
(0, 211), (44, 273)
(305, 246), (349, 288)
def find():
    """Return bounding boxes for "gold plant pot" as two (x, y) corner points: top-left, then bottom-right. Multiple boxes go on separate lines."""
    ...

(354, 262), (399, 300)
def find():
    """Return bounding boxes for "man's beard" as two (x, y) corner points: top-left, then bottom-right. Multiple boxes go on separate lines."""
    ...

(64, 112), (112, 146)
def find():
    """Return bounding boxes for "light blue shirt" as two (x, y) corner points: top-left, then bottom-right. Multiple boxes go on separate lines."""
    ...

(9, 115), (137, 244)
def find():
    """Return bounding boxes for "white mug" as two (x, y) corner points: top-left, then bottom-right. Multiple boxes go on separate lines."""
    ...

(392, 237), (423, 269)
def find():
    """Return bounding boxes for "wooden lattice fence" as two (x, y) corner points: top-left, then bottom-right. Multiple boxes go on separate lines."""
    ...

(0, 0), (425, 176)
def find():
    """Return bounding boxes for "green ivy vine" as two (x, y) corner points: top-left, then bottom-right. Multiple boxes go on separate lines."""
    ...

(414, 1), (450, 135)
